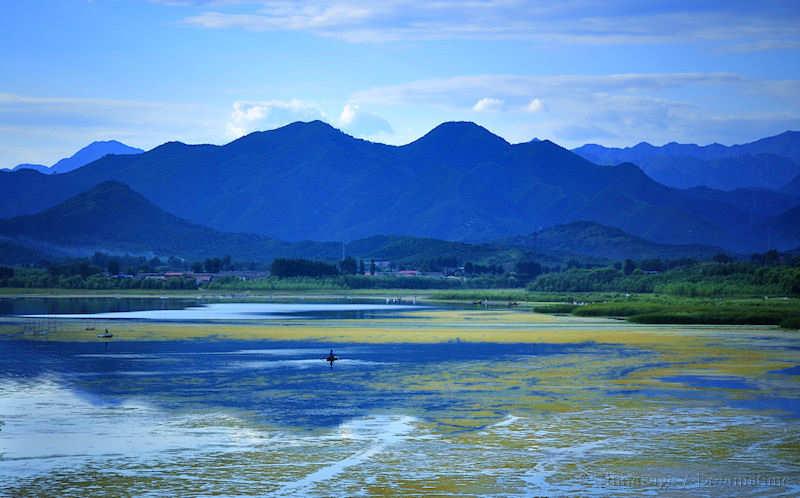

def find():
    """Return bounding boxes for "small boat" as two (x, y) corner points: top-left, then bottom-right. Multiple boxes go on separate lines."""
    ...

(324, 349), (338, 368)
(97, 329), (113, 339)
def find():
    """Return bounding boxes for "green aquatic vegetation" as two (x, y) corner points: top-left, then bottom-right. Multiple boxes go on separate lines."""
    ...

(558, 295), (800, 329)
(3, 302), (800, 495)
(532, 303), (578, 313)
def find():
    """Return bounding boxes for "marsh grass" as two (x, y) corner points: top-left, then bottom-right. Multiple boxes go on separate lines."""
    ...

(570, 296), (800, 329)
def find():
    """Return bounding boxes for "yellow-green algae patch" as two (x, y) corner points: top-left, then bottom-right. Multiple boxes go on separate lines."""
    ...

(3, 307), (800, 496)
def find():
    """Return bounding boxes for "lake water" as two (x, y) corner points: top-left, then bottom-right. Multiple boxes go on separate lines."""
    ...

(1, 297), (799, 496)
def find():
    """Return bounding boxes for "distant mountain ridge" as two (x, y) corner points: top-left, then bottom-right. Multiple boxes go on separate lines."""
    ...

(573, 131), (800, 191)
(3, 140), (143, 175)
(0, 121), (797, 252)
(0, 181), (517, 263)
(0, 182), (725, 264)
(10, 163), (50, 174)
(0, 181), (281, 260)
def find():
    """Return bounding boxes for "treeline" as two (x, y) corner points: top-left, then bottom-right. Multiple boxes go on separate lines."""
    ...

(0, 267), (197, 290)
(4, 249), (799, 296)
(207, 274), (523, 291)
(270, 258), (339, 278)
(528, 258), (800, 297)
(0, 251), (267, 290)
(72, 252), (260, 275)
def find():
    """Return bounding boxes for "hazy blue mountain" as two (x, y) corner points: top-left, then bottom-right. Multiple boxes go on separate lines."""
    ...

(0, 181), (294, 261)
(573, 131), (800, 190)
(500, 221), (723, 261)
(0, 121), (796, 252)
(0, 238), (58, 265)
(0, 181), (723, 266)
(10, 163), (50, 174)
(2, 140), (143, 175)
(767, 205), (800, 249)
(735, 131), (800, 163)
(50, 140), (143, 174)
(0, 181), (525, 264)
(784, 174), (800, 196)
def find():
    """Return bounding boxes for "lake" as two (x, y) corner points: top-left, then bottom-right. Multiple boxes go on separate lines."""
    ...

(1, 297), (798, 496)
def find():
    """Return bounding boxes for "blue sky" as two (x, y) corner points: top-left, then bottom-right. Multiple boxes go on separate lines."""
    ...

(1, 0), (799, 166)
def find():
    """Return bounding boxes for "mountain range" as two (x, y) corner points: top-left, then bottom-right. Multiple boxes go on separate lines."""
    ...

(0, 181), (726, 265)
(0, 121), (797, 254)
(3, 140), (143, 175)
(573, 131), (800, 191)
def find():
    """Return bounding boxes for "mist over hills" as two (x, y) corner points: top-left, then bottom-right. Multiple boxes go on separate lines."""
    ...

(0, 121), (797, 254)
(573, 131), (800, 191)
(3, 140), (143, 175)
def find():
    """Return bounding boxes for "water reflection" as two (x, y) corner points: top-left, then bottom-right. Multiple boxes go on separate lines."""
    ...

(0, 297), (197, 316)
(15, 301), (426, 322)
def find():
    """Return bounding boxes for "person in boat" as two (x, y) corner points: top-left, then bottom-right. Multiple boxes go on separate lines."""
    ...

(324, 349), (338, 368)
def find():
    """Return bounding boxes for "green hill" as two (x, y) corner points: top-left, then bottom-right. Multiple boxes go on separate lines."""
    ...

(0, 182), (537, 266)
(502, 221), (723, 261)
(0, 181), (298, 261)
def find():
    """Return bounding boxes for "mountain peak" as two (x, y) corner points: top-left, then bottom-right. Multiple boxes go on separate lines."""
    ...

(405, 121), (509, 159)
(87, 139), (130, 148)
(55, 180), (155, 212)
(421, 121), (508, 143)
(50, 140), (143, 174)
(228, 120), (355, 151)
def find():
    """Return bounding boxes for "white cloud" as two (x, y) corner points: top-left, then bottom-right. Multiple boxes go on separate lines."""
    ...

(335, 103), (392, 138)
(348, 72), (800, 147)
(524, 98), (544, 113)
(337, 102), (358, 126)
(472, 97), (503, 112)
(226, 99), (325, 138)
(0, 93), (219, 167)
(162, 1), (800, 51)
(184, 4), (376, 31)
(351, 73), (745, 106)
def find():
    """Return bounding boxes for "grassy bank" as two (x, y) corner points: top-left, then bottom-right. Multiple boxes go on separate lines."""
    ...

(562, 296), (800, 330)
(1, 285), (798, 330)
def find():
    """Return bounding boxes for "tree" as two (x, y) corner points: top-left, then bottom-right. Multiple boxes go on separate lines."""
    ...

(107, 259), (120, 275)
(271, 258), (339, 278)
(191, 261), (203, 273)
(339, 256), (357, 275)
(713, 253), (732, 264)
(764, 249), (781, 266)
(204, 258), (222, 273)
(370, 259), (376, 275)
(0, 266), (13, 280)
(359, 259), (365, 274)
(640, 259), (664, 272)
(515, 261), (542, 281)
(623, 259), (636, 276)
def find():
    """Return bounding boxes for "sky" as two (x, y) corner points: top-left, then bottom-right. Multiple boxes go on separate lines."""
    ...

(1, 0), (800, 166)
